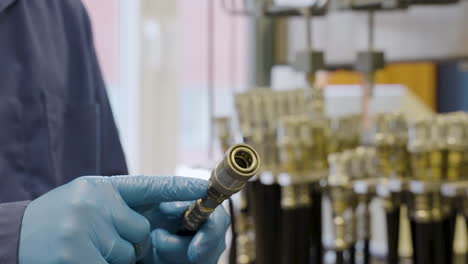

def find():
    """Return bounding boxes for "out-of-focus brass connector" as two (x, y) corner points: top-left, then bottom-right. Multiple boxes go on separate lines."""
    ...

(236, 212), (255, 264)
(351, 147), (377, 243)
(446, 113), (466, 181)
(277, 116), (301, 209)
(408, 118), (431, 181)
(389, 113), (409, 178)
(374, 113), (408, 216)
(278, 117), (300, 175)
(262, 93), (280, 174)
(439, 113), (468, 223)
(297, 117), (315, 173)
(215, 117), (233, 154)
(326, 151), (354, 251)
(407, 115), (454, 222)
(306, 87), (325, 118)
(235, 93), (253, 144)
(407, 118), (434, 223)
(331, 115), (361, 154)
(375, 113), (395, 178)
(428, 116), (448, 182)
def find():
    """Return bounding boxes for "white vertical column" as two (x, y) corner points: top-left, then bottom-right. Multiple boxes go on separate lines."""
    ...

(134, 0), (180, 175)
(119, 0), (141, 173)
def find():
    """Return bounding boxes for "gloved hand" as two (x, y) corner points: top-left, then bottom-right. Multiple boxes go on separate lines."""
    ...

(18, 175), (230, 264)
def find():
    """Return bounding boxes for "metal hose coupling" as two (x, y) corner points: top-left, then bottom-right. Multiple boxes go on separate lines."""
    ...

(181, 144), (261, 233)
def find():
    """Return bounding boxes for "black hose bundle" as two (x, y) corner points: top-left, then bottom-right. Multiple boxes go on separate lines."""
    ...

(386, 208), (400, 264)
(296, 206), (312, 264)
(281, 208), (297, 264)
(262, 183), (282, 264)
(309, 184), (323, 264)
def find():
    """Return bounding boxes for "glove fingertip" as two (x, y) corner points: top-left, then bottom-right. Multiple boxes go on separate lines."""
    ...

(151, 229), (170, 247)
(187, 245), (201, 264)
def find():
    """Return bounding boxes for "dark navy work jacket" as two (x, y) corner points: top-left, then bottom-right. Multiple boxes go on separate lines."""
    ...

(0, 0), (128, 262)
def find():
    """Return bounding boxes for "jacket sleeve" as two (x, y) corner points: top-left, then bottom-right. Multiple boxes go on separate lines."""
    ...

(0, 201), (30, 263)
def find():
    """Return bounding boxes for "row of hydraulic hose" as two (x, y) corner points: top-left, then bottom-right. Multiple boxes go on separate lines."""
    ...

(376, 112), (468, 264)
(223, 87), (360, 264)
(223, 85), (468, 264)
(224, 90), (468, 264)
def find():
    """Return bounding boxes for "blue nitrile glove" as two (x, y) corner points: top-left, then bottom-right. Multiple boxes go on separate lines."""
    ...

(19, 175), (229, 264)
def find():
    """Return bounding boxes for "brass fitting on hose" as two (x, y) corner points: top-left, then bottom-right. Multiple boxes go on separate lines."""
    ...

(215, 117), (233, 154)
(407, 118), (433, 223)
(235, 93), (253, 144)
(304, 87), (330, 171)
(407, 116), (451, 222)
(331, 115), (361, 153)
(182, 144), (261, 232)
(389, 113), (409, 178)
(351, 147), (377, 242)
(326, 151), (354, 251)
(236, 212), (255, 264)
(408, 118), (431, 181)
(446, 113), (466, 181)
(262, 93), (280, 173)
(375, 113), (395, 178)
(439, 113), (468, 220)
(428, 116), (448, 182)
(277, 116), (301, 209)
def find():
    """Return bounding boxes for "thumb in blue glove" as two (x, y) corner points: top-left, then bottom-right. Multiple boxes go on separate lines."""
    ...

(18, 175), (228, 264)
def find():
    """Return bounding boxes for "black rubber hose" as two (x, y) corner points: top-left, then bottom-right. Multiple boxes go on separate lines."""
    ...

(281, 208), (297, 264)
(310, 184), (323, 264)
(296, 206), (312, 264)
(363, 239), (370, 264)
(245, 181), (255, 216)
(385, 208), (400, 264)
(228, 198), (237, 264)
(251, 181), (265, 264)
(442, 214), (456, 264)
(432, 220), (447, 264)
(336, 251), (345, 264)
(262, 184), (282, 264)
(429, 215), (456, 264)
(348, 244), (356, 264)
(262, 184), (274, 264)
(410, 220), (433, 264)
(272, 184), (282, 264)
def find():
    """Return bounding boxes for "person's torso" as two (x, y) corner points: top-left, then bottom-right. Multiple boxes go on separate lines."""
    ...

(0, 0), (127, 202)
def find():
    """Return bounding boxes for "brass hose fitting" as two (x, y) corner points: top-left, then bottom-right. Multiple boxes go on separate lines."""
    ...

(351, 147), (377, 242)
(181, 144), (261, 232)
(407, 116), (450, 222)
(326, 151), (354, 251)
(389, 112), (409, 178)
(408, 119), (431, 181)
(446, 113), (466, 181)
(215, 117), (233, 154)
(428, 116), (448, 181)
(375, 113), (395, 178)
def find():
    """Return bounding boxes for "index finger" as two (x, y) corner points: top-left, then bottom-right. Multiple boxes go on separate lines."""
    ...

(109, 176), (208, 207)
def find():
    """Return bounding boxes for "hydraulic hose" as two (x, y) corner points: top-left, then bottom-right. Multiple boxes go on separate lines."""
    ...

(181, 144), (260, 233)
(385, 208), (400, 264)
